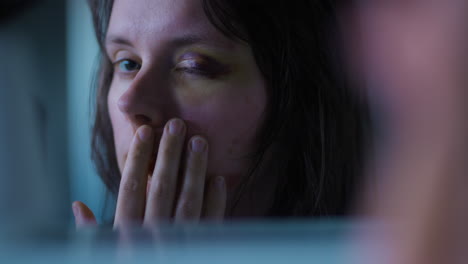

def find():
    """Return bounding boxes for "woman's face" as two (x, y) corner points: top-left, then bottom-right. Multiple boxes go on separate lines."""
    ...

(106, 0), (267, 192)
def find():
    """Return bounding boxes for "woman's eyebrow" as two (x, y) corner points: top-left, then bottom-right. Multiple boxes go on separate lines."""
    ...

(105, 33), (232, 50)
(106, 35), (133, 48)
(170, 34), (209, 47)
(169, 34), (233, 50)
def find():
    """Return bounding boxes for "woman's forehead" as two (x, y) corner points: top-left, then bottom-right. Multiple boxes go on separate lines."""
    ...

(110, 0), (203, 28)
(107, 0), (232, 49)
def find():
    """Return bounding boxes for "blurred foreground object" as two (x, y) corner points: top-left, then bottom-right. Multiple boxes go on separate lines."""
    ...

(343, 1), (468, 263)
(0, 0), (37, 23)
(0, 0), (48, 233)
(0, 0), (67, 237)
(0, 221), (352, 264)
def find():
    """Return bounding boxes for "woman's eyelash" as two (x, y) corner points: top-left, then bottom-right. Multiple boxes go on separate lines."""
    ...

(174, 57), (230, 79)
(111, 56), (229, 79)
(175, 60), (212, 75)
(113, 59), (141, 72)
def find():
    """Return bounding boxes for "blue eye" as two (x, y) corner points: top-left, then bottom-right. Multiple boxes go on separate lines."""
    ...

(117, 59), (141, 72)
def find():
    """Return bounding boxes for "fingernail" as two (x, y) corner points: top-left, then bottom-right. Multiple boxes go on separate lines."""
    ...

(191, 137), (206, 153)
(169, 119), (183, 135)
(72, 203), (80, 218)
(138, 126), (152, 142)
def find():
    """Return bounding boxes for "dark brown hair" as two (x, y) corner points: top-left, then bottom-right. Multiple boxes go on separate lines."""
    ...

(88, 0), (369, 217)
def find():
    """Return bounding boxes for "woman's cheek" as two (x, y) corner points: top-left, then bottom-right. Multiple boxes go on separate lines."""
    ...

(177, 81), (267, 184)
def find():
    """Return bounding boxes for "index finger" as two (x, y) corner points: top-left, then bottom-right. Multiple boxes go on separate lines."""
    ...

(114, 125), (154, 228)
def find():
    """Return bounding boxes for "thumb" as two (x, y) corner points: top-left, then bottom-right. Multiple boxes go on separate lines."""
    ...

(72, 201), (97, 228)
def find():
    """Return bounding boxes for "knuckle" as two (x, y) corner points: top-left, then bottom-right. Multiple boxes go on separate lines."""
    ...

(190, 162), (204, 174)
(187, 157), (206, 175)
(121, 179), (140, 193)
(178, 199), (200, 217)
(150, 182), (170, 201)
(161, 145), (177, 158)
(131, 146), (146, 160)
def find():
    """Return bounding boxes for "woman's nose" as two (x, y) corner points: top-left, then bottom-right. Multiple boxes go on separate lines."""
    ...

(116, 68), (173, 130)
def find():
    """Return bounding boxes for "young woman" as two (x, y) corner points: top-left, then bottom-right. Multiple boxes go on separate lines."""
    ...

(72, 0), (369, 227)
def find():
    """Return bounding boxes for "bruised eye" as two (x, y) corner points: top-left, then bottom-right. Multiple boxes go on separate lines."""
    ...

(175, 52), (230, 79)
(115, 59), (141, 72)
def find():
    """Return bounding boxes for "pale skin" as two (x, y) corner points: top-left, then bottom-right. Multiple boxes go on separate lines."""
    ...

(72, 0), (268, 228)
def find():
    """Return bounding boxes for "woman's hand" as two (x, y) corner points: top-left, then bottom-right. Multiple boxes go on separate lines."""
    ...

(72, 118), (226, 229)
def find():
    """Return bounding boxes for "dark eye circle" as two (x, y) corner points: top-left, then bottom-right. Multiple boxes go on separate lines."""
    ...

(175, 53), (230, 79)
(118, 59), (141, 72)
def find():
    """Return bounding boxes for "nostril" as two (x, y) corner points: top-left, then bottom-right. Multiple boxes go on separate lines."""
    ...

(117, 98), (131, 113)
(134, 114), (152, 125)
